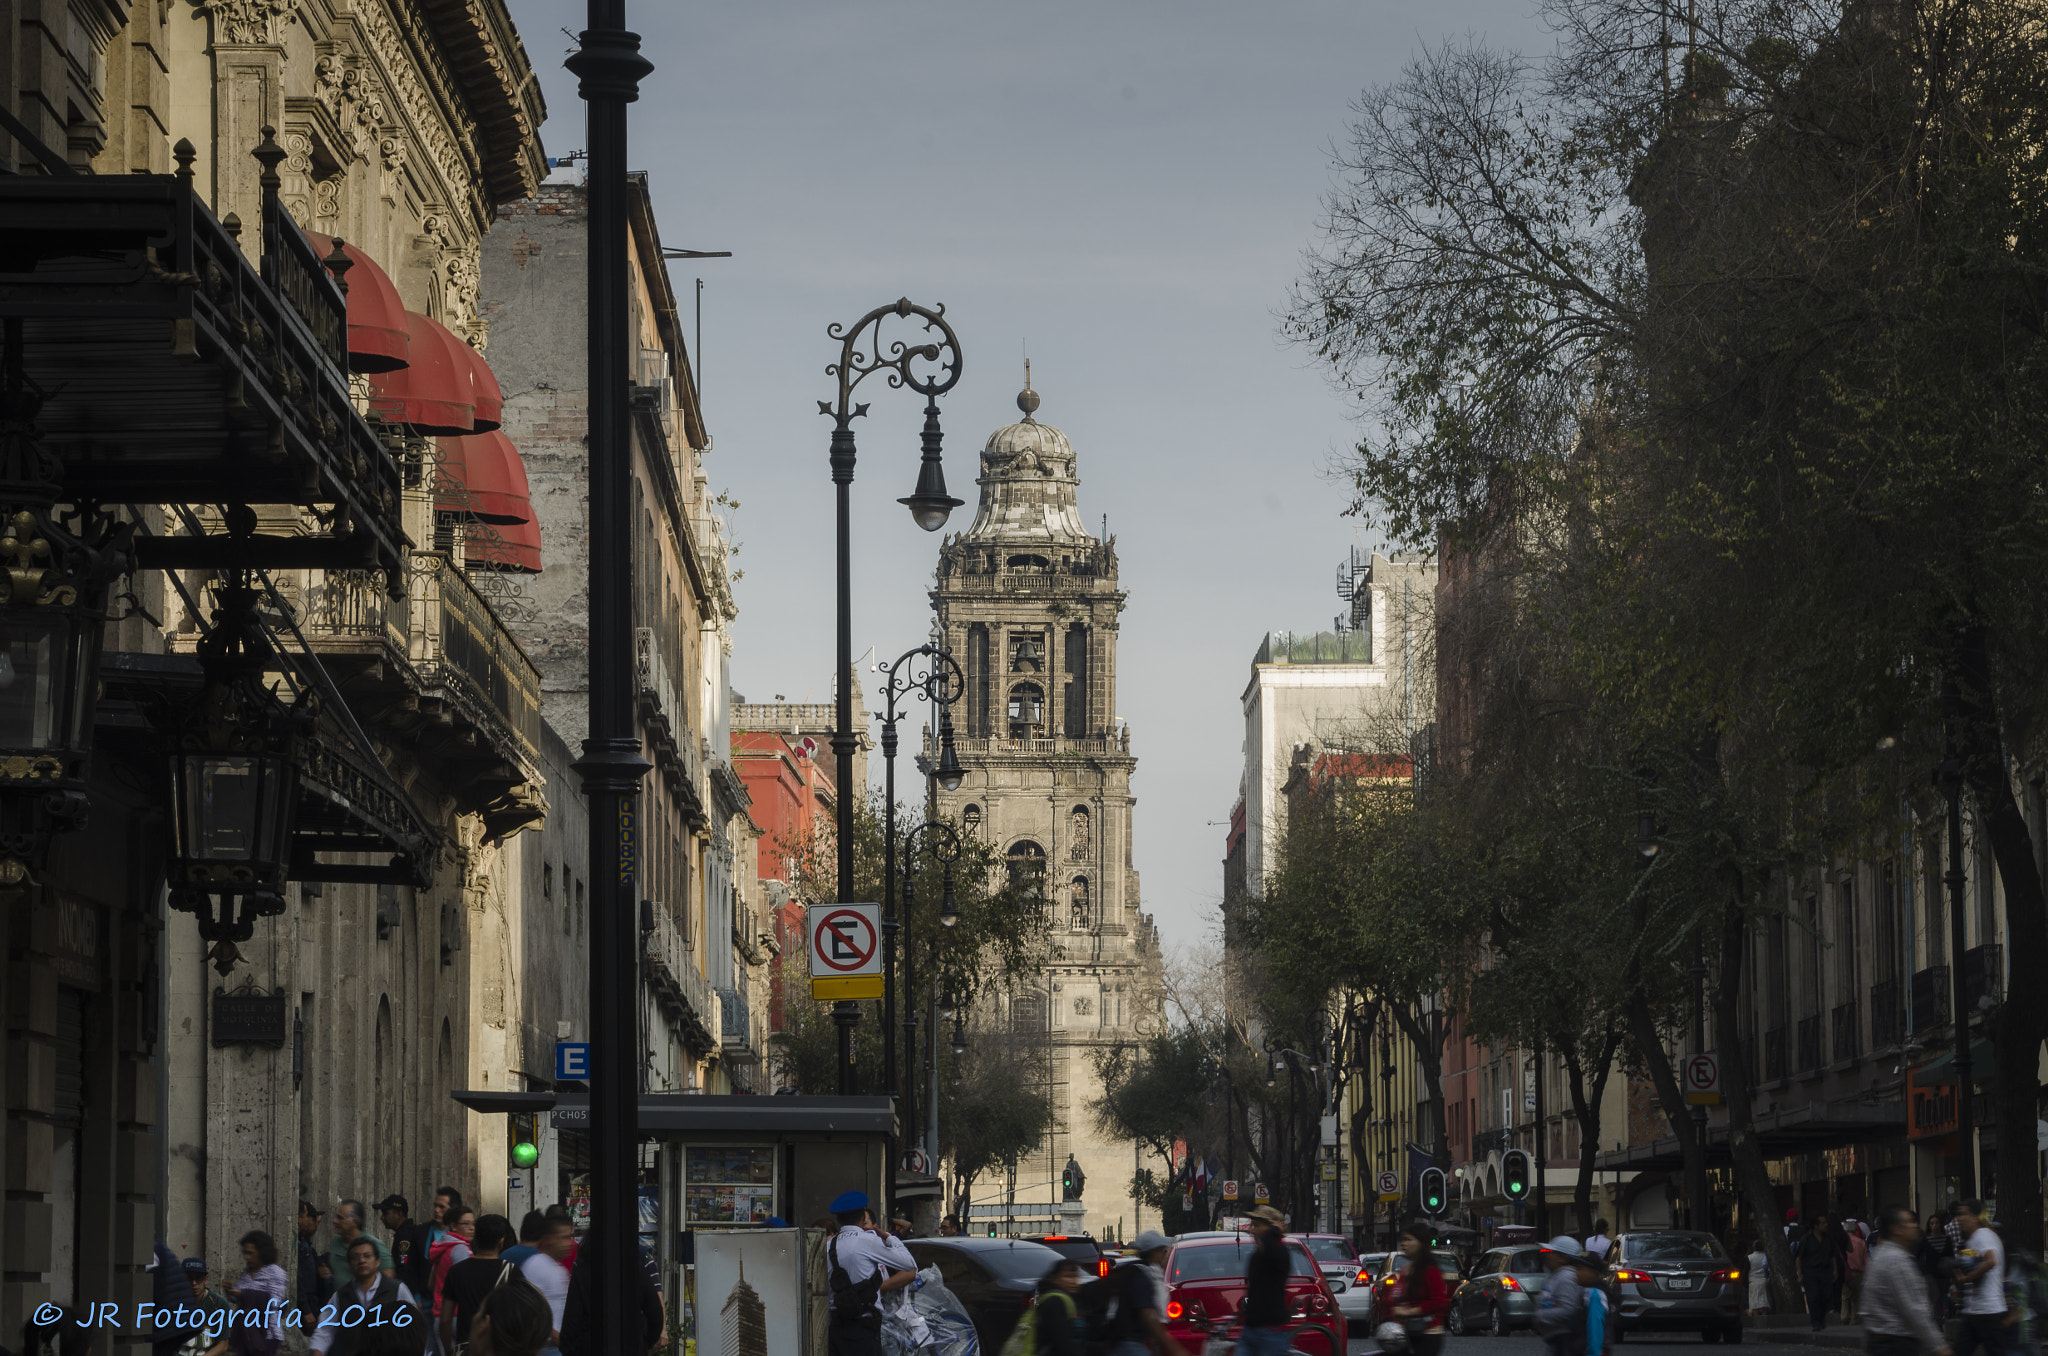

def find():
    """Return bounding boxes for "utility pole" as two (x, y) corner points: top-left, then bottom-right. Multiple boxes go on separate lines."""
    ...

(1939, 746), (1977, 1198)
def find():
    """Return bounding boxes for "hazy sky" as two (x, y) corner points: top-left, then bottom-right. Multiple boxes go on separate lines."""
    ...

(503, 0), (1548, 950)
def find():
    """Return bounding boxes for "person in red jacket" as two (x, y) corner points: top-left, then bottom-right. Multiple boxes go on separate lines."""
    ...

(1390, 1222), (1452, 1356)
(426, 1206), (476, 1350)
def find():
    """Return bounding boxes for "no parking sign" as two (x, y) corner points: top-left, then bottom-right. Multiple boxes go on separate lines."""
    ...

(809, 903), (884, 1001)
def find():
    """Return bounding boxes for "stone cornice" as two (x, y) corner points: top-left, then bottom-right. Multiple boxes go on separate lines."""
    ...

(417, 0), (546, 205)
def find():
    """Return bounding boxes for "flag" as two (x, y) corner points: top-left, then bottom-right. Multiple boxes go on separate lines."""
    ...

(1193, 1156), (1210, 1194)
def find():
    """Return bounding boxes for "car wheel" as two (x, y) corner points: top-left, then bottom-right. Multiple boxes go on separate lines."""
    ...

(1703, 1325), (1721, 1343)
(1449, 1305), (1467, 1337)
(1488, 1303), (1506, 1338)
(1722, 1322), (1744, 1344)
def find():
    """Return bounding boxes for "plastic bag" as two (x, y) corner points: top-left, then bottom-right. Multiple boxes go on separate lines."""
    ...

(881, 1267), (977, 1356)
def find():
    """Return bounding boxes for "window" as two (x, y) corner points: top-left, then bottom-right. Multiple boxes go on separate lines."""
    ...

(967, 626), (990, 736)
(1010, 634), (1044, 673)
(1007, 841), (1045, 905)
(1007, 683), (1044, 737)
(1006, 554), (1049, 571)
(1069, 877), (1091, 931)
(962, 804), (982, 834)
(1063, 625), (1088, 733)
(1069, 805), (1089, 861)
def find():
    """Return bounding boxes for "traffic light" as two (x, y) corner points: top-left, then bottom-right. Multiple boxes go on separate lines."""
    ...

(1420, 1166), (1448, 1217)
(1062, 1161), (1078, 1196)
(510, 1113), (540, 1170)
(1502, 1148), (1532, 1202)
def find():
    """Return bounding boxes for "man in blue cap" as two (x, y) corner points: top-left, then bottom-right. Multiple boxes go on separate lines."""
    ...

(826, 1190), (912, 1356)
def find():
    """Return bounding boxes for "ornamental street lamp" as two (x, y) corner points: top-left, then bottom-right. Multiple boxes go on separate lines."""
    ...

(875, 641), (964, 1108)
(168, 536), (313, 975)
(822, 300), (964, 1095)
(0, 320), (135, 885)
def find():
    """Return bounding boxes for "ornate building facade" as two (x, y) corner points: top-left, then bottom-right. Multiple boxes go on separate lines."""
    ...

(931, 375), (1162, 1238)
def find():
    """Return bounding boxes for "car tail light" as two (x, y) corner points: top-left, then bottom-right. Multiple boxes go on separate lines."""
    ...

(1309, 1293), (1333, 1315)
(1357, 1268), (1374, 1285)
(1166, 1300), (1184, 1321)
(1097, 1257), (1112, 1277)
(1613, 1269), (1649, 1283)
(1710, 1269), (1741, 1283)
(1501, 1276), (1521, 1291)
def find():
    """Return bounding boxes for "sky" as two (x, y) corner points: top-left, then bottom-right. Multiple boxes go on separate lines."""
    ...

(503, 0), (1550, 951)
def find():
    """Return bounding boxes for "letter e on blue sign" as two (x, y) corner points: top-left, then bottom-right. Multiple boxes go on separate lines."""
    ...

(555, 1041), (590, 1081)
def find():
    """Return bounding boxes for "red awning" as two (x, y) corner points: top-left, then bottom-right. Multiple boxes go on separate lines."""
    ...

(465, 343), (504, 433)
(436, 430), (533, 525)
(466, 515), (541, 574)
(305, 231), (410, 374)
(368, 312), (477, 435)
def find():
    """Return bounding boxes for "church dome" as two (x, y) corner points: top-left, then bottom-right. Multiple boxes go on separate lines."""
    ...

(960, 372), (1094, 544)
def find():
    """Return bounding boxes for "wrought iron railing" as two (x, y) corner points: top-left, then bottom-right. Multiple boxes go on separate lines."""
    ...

(1256, 629), (1373, 666)
(1911, 966), (1949, 1031)
(644, 904), (717, 1049)
(1763, 1026), (1788, 1082)
(1796, 1015), (1822, 1071)
(1831, 1000), (1859, 1063)
(411, 555), (542, 770)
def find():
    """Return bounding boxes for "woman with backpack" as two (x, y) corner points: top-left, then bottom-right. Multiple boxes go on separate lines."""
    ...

(1000, 1260), (1084, 1356)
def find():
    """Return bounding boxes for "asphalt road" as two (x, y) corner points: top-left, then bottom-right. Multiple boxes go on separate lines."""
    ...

(1346, 1333), (1751, 1355)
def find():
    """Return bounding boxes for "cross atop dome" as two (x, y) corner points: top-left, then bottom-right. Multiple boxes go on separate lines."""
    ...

(1018, 358), (1041, 423)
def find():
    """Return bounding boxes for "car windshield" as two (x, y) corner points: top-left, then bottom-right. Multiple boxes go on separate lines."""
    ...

(1031, 1239), (1101, 1266)
(1170, 1243), (1321, 1282)
(1625, 1235), (1725, 1261)
(914, 1241), (1061, 1281)
(1303, 1238), (1357, 1262)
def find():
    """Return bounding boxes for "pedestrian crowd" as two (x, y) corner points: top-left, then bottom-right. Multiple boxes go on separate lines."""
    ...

(123, 1191), (658, 1356)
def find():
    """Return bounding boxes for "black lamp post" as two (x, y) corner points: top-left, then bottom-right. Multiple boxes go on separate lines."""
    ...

(823, 301), (964, 1095)
(875, 642), (964, 1108)
(566, 4), (655, 1353)
(900, 817), (961, 1159)
(0, 320), (134, 886)
(1935, 738), (1976, 1199)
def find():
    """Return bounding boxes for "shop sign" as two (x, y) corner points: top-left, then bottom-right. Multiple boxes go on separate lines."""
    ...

(1907, 1066), (1958, 1140)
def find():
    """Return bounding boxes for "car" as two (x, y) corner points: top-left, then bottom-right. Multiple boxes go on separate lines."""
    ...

(1448, 1245), (1552, 1336)
(1158, 1233), (1346, 1355)
(1345, 1252), (1392, 1329)
(903, 1236), (1066, 1350)
(1606, 1230), (1745, 1342)
(1364, 1249), (1464, 1329)
(1296, 1234), (1374, 1332)
(1021, 1233), (1113, 1278)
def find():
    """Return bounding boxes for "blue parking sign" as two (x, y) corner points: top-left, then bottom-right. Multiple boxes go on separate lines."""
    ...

(555, 1041), (590, 1080)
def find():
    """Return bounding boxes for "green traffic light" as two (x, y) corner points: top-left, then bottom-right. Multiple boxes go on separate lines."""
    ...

(512, 1141), (540, 1169)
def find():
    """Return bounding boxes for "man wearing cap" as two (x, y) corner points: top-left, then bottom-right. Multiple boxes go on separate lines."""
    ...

(162, 1257), (230, 1356)
(1533, 1236), (1589, 1356)
(1238, 1206), (1294, 1354)
(1106, 1231), (1174, 1356)
(826, 1191), (912, 1356)
(378, 1195), (433, 1299)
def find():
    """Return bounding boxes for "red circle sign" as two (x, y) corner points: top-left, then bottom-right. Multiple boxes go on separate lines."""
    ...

(814, 908), (879, 972)
(1685, 1054), (1718, 1089)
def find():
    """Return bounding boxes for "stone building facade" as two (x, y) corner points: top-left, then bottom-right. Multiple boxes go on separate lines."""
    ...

(930, 377), (1162, 1238)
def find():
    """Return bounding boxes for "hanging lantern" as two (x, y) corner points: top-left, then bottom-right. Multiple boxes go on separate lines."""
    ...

(168, 543), (311, 973)
(0, 322), (135, 885)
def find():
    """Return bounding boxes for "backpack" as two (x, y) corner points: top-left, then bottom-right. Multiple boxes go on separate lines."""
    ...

(1078, 1265), (1147, 1343)
(827, 1237), (882, 1327)
(1583, 1286), (1610, 1356)
(999, 1291), (1074, 1356)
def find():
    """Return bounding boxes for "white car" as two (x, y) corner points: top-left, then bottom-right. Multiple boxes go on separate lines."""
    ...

(1299, 1235), (1380, 1331)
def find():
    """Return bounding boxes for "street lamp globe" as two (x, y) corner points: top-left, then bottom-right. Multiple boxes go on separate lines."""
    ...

(934, 719), (965, 792)
(940, 876), (959, 927)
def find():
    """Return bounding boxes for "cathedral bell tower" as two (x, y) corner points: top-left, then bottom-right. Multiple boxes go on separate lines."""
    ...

(931, 367), (1161, 1238)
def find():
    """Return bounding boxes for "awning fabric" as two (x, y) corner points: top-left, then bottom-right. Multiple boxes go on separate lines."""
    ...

(305, 231), (410, 374)
(368, 312), (478, 435)
(465, 343), (504, 432)
(467, 515), (541, 574)
(436, 430), (532, 524)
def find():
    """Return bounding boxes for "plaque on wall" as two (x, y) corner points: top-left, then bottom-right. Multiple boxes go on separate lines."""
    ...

(212, 983), (289, 1047)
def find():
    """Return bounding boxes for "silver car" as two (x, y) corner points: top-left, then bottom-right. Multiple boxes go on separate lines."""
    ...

(1608, 1230), (1745, 1343)
(1297, 1235), (1376, 1330)
(1449, 1246), (1551, 1335)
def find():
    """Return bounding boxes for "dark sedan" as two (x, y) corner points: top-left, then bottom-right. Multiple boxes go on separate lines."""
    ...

(904, 1236), (1065, 1351)
(1449, 1245), (1550, 1335)
(1607, 1230), (1745, 1343)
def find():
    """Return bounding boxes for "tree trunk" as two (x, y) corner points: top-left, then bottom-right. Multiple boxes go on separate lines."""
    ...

(1559, 1020), (1622, 1235)
(1624, 989), (1707, 1230)
(1392, 1002), (1451, 1164)
(1956, 622), (2048, 1255)
(1714, 885), (1801, 1311)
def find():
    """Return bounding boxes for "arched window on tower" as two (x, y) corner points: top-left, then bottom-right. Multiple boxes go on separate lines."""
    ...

(1069, 806), (1090, 861)
(1064, 624), (1089, 735)
(1069, 876), (1091, 931)
(962, 804), (982, 835)
(967, 624), (991, 736)
(1006, 840), (1046, 910)
(1007, 683), (1044, 739)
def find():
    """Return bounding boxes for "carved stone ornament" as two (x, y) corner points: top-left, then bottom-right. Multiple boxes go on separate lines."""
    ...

(202, 0), (299, 46)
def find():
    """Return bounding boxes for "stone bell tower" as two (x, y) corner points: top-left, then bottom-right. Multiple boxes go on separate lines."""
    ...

(931, 367), (1163, 1239)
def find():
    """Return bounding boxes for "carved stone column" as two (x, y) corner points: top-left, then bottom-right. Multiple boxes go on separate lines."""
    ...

(199, 0), (298, 229)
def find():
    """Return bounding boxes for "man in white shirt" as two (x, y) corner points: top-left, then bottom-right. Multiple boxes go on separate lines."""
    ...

(1951, 1199), (2007, 1356)
(311, 1237), (420, 1356)
(826, 1191), (912, 1356)
(519, 1215), (575, 1356)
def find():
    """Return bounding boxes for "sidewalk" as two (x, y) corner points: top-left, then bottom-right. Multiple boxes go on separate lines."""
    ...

(1742, 1314), (1869, 1348)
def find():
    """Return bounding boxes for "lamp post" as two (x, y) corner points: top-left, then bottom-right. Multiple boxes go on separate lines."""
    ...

(875, 642), (964, 1108)
(900, 817), (961, 1161)
(566, 4), (654, 1353)
(822, 301), (964, 1094)
(1935, 740), (1976, 1199)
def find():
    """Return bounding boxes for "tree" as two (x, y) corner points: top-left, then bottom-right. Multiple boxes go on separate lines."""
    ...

(938, 1020), (1054, 1224)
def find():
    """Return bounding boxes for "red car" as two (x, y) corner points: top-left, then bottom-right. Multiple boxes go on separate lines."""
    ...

(1160, 1234), (1346, 1355)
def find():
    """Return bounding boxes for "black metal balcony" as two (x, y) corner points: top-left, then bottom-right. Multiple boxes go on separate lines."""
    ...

(1962, 944), (2002, 1011)
(1831, 999), (1859, 1063)
(1911, 965), (1949, 1031)
(0, 166), (405, 579)
(1763, 1026), (1787, 1081)
(1796, 1015), (1822, 1071)
(1870, 978), (1903, 1050)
